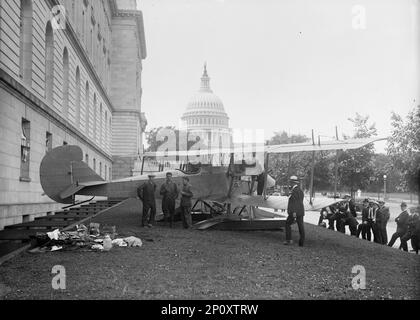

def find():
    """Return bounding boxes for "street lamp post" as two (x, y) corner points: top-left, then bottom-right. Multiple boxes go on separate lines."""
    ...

(383, 174), (387, 200)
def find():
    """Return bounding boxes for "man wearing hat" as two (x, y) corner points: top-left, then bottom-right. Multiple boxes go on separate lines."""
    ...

(284, 175), (305, 247)
(137, 174), (157, 228)
(160, 172), (179, 228)
(399, 206), (420, 254)
(377, 200), (390, 245)
(388, 202), (410, 251)
(357, 199), (371, 240)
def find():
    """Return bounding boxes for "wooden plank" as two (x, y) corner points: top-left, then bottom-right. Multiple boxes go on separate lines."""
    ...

(35, 214), (91, 220)
(0, 229), (38, 240)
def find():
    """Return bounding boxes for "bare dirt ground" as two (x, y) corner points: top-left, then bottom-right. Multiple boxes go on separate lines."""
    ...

(0, 199), (419, 300)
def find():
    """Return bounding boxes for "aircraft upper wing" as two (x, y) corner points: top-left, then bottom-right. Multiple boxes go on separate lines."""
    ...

(143, 137), (387, 157)
(265, 137), (388, 154)
(220, 194), (344, 212)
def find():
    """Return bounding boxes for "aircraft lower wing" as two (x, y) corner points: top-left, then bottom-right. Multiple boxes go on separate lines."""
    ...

(215, 194), (343, 212)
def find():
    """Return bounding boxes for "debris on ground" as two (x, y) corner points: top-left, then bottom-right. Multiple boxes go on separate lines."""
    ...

(28, 224), (144, 253)
(123, 236), (142, 247)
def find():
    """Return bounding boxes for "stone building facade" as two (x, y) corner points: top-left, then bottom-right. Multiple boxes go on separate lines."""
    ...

(0, 0), (147, 230)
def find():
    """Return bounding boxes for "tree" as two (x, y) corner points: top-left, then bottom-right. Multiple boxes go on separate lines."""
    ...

(387, 106), (420, 202)
(267, 131), (310, 186)
(145, 126), (176, 152)
(337, 113), (377, 196)
(267, 131), (333, 191)
(367, 153), (404, 194)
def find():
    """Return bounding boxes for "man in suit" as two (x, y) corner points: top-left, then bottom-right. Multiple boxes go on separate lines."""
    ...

(367, 201), (379, 242)
(357, 199), (371, 240)
(160, 172), (179, 228)
(400, 206), (420, 254)
(373, 202), (383, 244)
(137, 174), (157, 228)
(377, 200), (390, 245)
(388, 202), (410, 251)
(357, 199), (369, 240)
(284, 176), (305, 247)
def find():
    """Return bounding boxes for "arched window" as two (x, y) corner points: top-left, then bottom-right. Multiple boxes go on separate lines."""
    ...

(62, 47), (69, 117)
(93, 94), (97, 141)
(85, 82), (90, 134)
(75, 67), (81, 126)
(19, 0), (33, 85)
(45, 21), (54, 104)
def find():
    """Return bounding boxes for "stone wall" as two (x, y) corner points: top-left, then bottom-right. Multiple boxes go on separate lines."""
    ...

(112, 155), (138, 180)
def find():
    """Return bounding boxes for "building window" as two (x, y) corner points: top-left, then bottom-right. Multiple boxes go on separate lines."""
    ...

(99, 162), (102, 177)
(46, 132), (52, 153)
(62, 47), (70, 117)
(85, 82), (90, 134)
(45, 21), (54, 104)
(109, 167), (112, 180)
(85, 154), (89, 164)
(99, 103), (103, 146)
(20, 118), (31, 181)
(19, 0), (33, 85)
(93, 158), (96, 172)
(104, 164), (107, 180)
(75, 67), (81, 126)
(105, 111), (108, 149)
(93, 94), (97, 141)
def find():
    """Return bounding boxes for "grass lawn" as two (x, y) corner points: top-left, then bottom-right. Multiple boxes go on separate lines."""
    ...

(0, 199), (419, 300)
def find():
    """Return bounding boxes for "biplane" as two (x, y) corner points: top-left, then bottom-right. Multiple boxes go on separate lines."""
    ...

(40, 136), (386, 230)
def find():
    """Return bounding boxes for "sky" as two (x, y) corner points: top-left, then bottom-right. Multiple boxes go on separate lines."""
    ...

(138, 0), (419, 153)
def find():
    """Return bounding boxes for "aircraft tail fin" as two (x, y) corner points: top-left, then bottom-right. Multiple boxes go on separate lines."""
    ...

(40, 145), (104, 204)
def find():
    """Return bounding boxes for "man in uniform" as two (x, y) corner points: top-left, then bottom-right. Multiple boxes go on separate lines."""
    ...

(160, 172), (179, 228)
(284, 176), (305, 247)
(388, 202), (410, 251)
(377, 200), (390, 245)
(137, 174), (157, 228)
(180, 177), (194, 229)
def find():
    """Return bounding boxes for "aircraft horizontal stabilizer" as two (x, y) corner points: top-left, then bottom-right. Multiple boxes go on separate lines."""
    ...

(40, 145), (104, 204)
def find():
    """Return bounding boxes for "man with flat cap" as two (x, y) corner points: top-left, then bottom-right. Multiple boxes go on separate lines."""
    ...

(137, 174), (157, 228)
(284, 175), (305, 247)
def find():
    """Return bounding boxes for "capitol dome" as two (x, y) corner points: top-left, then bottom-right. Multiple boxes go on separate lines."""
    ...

(182, 64), (229, 127)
